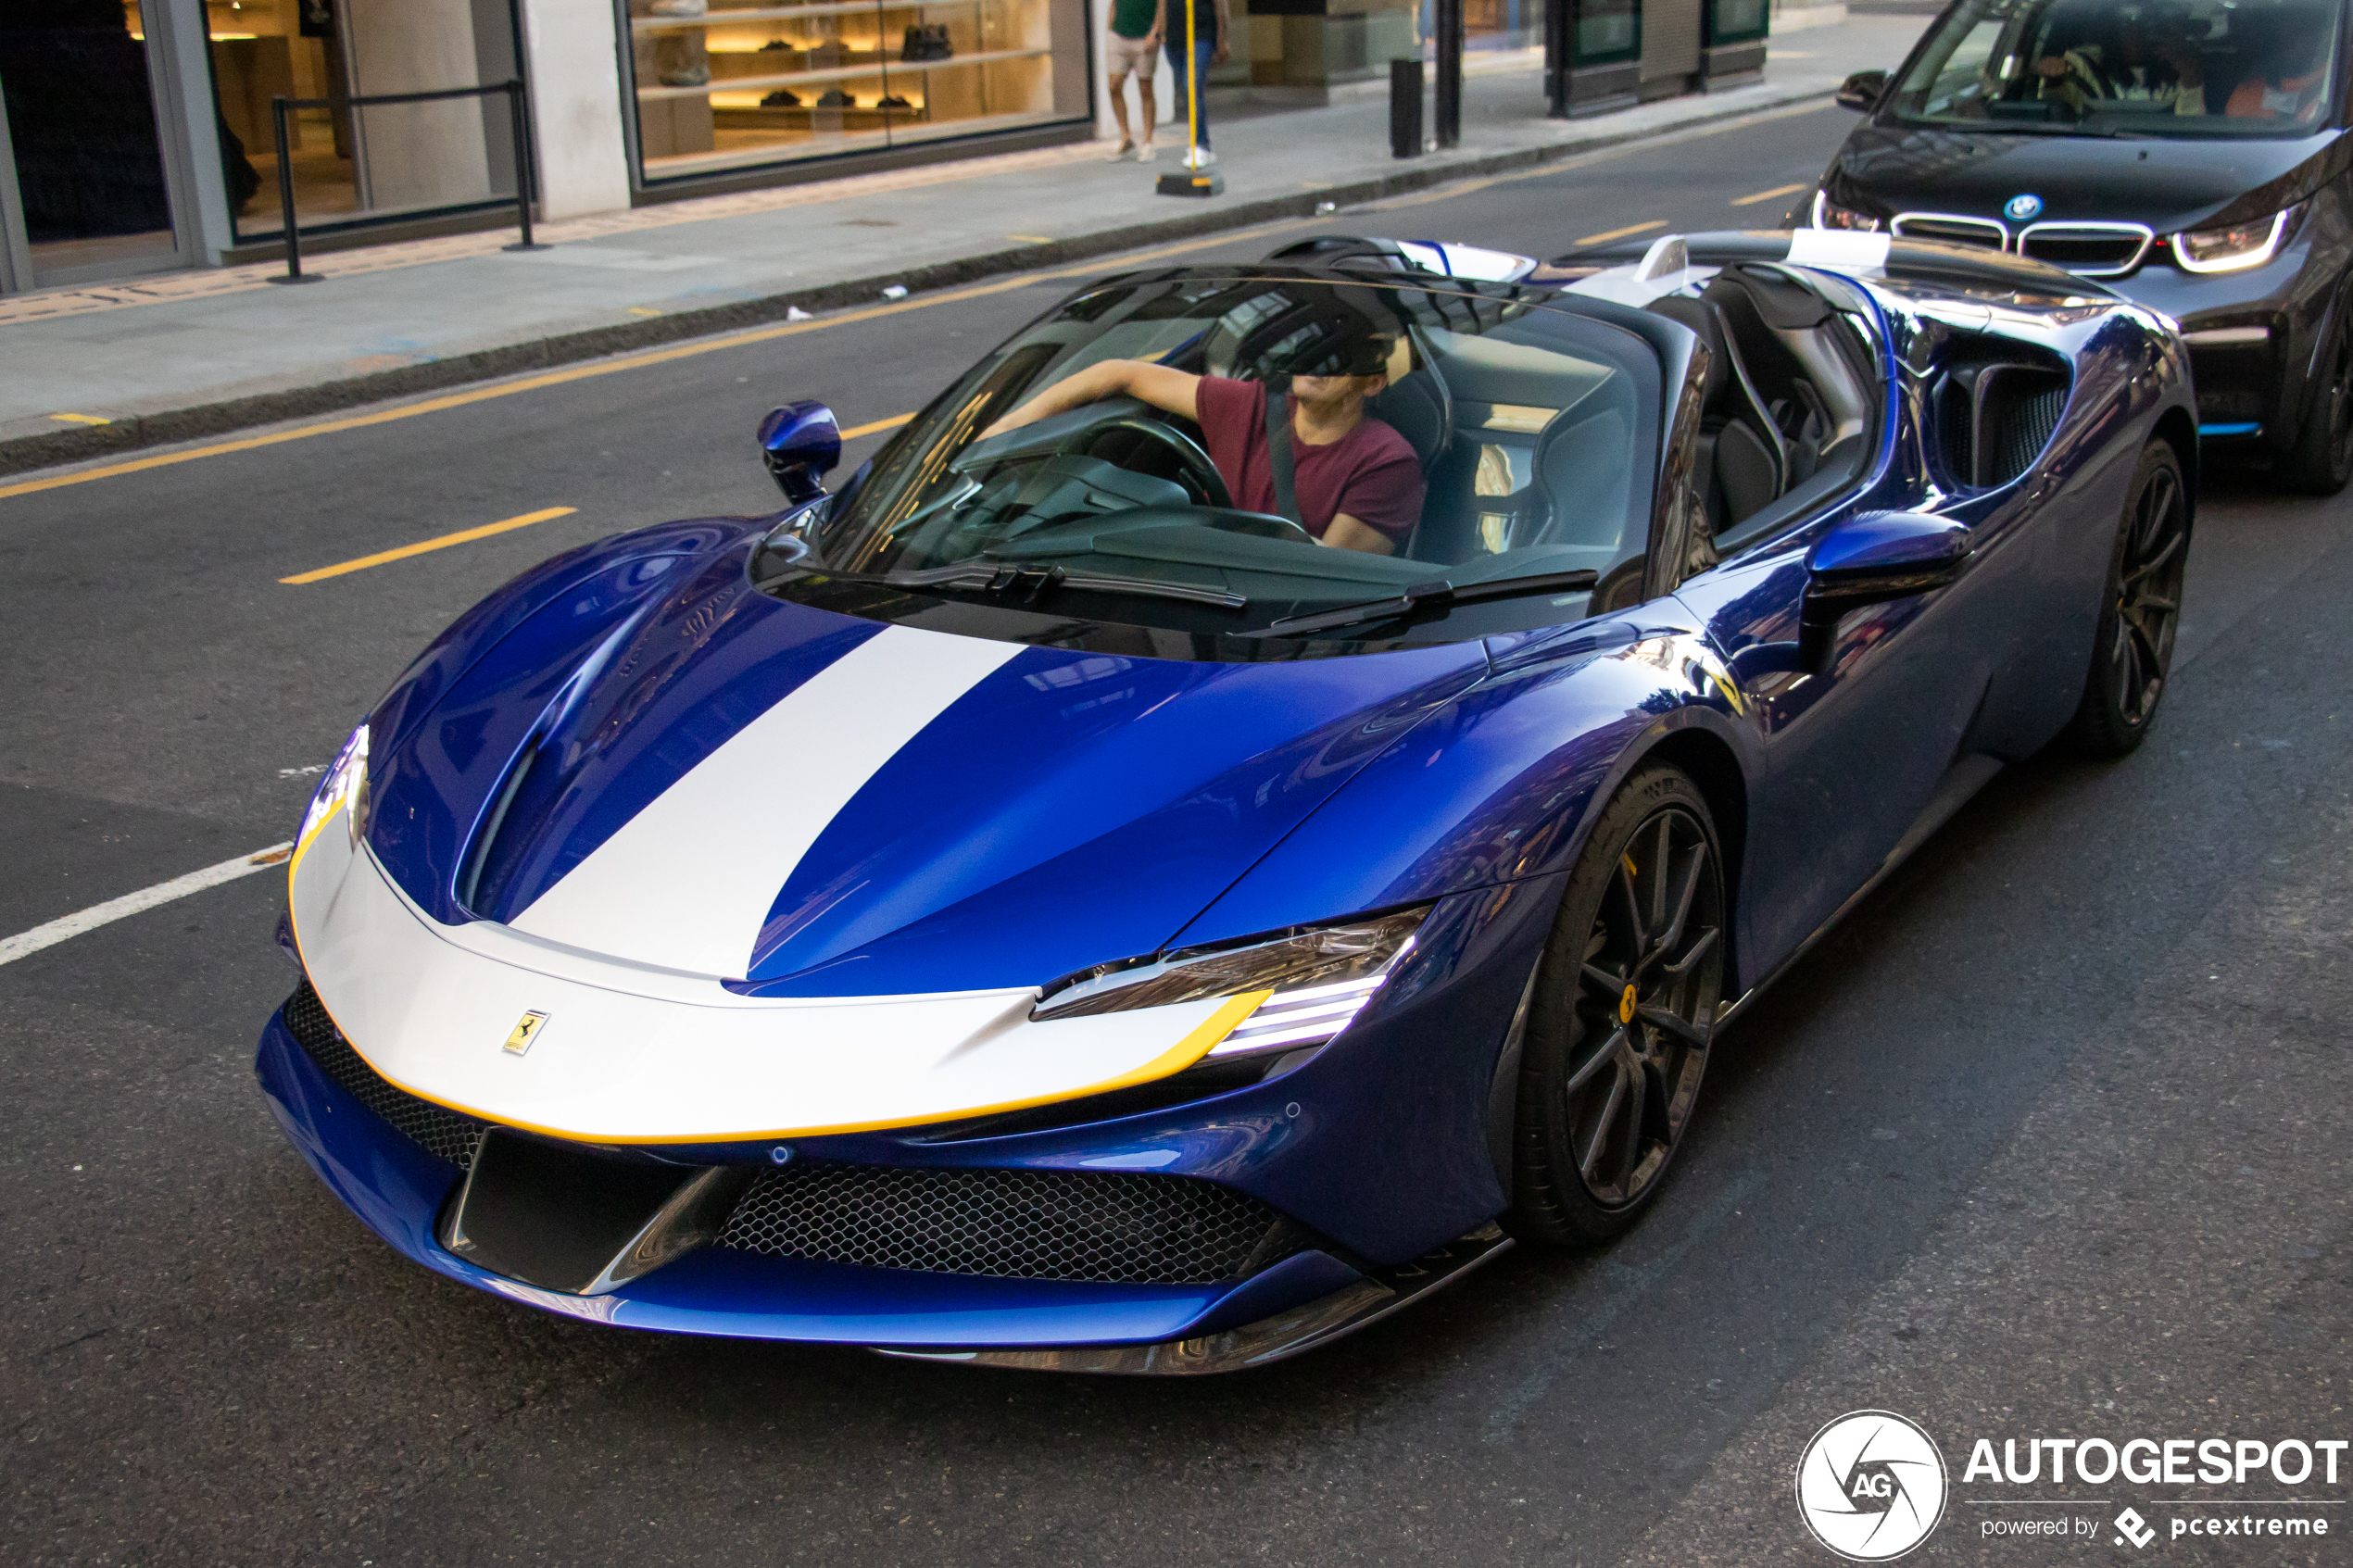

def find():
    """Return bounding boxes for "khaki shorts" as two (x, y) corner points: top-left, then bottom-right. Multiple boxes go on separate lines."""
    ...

(1106, 32), (1157, 77)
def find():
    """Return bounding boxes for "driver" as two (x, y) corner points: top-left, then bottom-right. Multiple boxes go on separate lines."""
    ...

(981, 334), (1427, 556)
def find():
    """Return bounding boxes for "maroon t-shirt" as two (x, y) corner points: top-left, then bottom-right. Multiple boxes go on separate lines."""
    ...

(1193, 377), (1426, 544)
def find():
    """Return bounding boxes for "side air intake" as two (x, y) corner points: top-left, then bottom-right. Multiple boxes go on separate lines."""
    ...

(1933, 357), (2070, 490)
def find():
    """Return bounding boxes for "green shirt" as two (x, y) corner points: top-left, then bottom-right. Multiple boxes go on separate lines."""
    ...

(1110, 0), (1158, 39)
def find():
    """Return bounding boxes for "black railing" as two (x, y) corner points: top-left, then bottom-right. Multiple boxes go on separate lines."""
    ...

(269, 80), (545, 284)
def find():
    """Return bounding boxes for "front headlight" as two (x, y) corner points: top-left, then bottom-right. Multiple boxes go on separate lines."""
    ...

(297, 723), (370, 850)
(1033, 908), (1428, 1059)
(2174, 206), (2299, 273)
(1812, 190), (1882, 232)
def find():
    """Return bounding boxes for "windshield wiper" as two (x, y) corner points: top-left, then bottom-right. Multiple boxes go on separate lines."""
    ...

(791, 560), (1248, 611)
(1250, 570), (1601, 639)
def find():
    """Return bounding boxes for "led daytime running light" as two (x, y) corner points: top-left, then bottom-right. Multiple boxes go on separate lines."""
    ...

(298, 723), (370, 849)
(2175, 207), (2296, 274)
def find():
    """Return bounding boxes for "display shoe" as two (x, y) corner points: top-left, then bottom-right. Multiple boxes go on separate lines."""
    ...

(760, 38), (791, 48)
(658, 63), (711, 86)
(876, 93), (912, 108)
(761, 87), (801, 106)
(648, 0), (707, 15)
(816, 87), (855, 107)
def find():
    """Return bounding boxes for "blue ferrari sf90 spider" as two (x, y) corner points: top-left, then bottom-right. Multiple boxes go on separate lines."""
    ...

(258, 229), (2193, 1372)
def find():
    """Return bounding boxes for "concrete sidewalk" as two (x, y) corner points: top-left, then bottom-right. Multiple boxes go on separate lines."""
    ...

(0, 11), (1922, 476)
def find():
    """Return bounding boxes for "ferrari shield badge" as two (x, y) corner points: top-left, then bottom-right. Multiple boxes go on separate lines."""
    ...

(503, 1010), (549, 1056)
(2004, 193), (2044, 222)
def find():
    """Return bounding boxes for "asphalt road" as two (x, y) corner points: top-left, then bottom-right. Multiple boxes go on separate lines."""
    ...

(5, 104), (2349, 1566)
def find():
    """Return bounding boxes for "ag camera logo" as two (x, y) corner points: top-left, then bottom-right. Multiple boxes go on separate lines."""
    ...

(1796, 1411), (1949, 1561)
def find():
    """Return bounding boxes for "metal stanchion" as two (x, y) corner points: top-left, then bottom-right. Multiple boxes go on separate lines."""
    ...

(1434, 0), (1463, 149)
(501, 80), (549, 252)
(265, 82), (551, 279)
(1155, 0), (1224, 197)
(269, 97), (321, 284)
(1390, 58), (1425, 158)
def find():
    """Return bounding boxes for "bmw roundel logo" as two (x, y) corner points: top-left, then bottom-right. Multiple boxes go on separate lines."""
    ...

(2004, 193), (2045, 222)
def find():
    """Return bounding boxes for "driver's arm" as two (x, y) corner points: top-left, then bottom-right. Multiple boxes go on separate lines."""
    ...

(983, 359), (1202, 436)
(1323, 513), (1397, 556)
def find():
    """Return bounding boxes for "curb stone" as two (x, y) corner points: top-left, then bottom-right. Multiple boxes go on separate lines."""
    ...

(1, 88), (1831, 481)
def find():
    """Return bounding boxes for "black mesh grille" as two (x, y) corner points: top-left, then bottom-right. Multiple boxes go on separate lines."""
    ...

(281, 983), (487, 1170)
(1990, 384), (2068, 486)
(2020, 230), (2146, 273)
(717, 1161), (1291, 1284)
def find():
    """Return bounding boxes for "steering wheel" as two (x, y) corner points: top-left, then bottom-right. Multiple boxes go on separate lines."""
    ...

(1071, 417), (1233, 510)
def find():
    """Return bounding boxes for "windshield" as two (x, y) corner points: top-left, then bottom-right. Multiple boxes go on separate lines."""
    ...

(1888, 0), (2343, 135)
(774, 271), (1664, 644)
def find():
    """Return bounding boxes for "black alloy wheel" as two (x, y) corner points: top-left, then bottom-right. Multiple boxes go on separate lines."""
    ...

(2284, 291), (2353, 495)
(1514, 763), (1728, 1243)
(2066, 441), (2189, 757)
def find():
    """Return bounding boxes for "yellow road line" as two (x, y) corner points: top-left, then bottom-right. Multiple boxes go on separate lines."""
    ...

(625, 306), (661, 317)
(280, 506), (577, 584)
(1008, 233), (1053, 243)
(1730, 182), (1808, 207)
(1575, 219), (1667, 246)
(0, 218), (1321, 507)
(48, 412), (112, 426)
(840, 412), (913, 439)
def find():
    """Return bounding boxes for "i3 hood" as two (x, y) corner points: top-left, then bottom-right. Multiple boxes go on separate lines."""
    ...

(361, 542), (1490, 997)
(1828, 121), (2343, 232)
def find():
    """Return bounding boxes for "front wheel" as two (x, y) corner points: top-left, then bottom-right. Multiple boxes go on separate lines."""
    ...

(1512, 763), (1728, 1245)
(2283, 295), (2353, 496)
(2063, 440), (2189, 758)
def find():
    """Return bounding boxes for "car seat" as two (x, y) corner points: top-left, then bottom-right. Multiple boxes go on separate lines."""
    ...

(1647, 294), (1785, 531)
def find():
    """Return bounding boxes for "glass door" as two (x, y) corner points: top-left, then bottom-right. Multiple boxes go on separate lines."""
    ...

(0, 0), (187, 288)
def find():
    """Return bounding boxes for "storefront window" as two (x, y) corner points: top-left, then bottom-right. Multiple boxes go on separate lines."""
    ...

(1573, 0), (1638, 62)
(626, 0), (1091, 184)
(0, 0), (181, 283)
(208, 0), (524, 243)
(1707, 0), (1766, 46)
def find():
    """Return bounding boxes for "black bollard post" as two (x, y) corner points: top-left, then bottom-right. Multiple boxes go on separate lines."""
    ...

(1390, 57), (1424, 158)
(1434, 0), (1462, 148)
(269, 97), (321, 284)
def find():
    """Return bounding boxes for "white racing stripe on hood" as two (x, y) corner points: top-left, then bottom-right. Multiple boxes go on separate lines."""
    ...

(1786, 229), (1892, 275)
(509, 623), (1026, 976)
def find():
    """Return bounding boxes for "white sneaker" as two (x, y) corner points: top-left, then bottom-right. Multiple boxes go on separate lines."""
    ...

(648, 0), (707, 14)
(1135, 142), (1157, 163)
(1113, 136), (1136, 160)
(1182, 145), (1216, 169)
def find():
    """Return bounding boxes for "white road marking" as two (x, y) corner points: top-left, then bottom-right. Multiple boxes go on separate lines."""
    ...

(0, 843), (293, 968)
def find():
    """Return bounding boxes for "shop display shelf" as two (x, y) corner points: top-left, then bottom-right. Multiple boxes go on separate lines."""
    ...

(633, 0), (988, 33)
(636, 45), (1051, 101)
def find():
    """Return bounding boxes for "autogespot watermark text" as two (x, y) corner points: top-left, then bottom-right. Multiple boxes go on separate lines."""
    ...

(1796, 1413), (2347, 1558)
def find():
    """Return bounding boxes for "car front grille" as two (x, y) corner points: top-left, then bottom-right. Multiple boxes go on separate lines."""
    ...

(1892, 213), (2008, 250)
(281, 982), (488, 1169)
(717, 1160), (1299, 1284)
(2018, 223), (2153, 277)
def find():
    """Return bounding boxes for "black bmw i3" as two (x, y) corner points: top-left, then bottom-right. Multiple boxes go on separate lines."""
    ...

(1793, 0), (2353, 490)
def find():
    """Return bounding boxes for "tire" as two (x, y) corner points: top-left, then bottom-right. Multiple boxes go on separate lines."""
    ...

(1512, 762), (1729, 1245)
(2283, 295), (2353, 496)
(2063, 441), (2190, 759)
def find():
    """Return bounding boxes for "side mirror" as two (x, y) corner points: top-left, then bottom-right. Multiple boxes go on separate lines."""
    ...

(1800, 510), (1969, 673)
(758, 401), (841, 504)
(1836, 69), (1889, 112)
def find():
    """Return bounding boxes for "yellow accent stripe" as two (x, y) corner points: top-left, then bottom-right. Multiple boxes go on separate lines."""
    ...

(1574, 220), (1667, 246)
(47, 412), (112, 426)
(279, 507), (576, 584)
(1730, 182), (1808, 207)
(0, 219), (1324, 505)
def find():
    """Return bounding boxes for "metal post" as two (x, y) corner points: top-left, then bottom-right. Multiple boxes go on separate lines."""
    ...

(1390, 58), (1424, 157)
(501, 80), (549, 252)
(1542, 0), (1569, 117)
(1434, 0), (1463, 149)
(268, 96), (321, 284)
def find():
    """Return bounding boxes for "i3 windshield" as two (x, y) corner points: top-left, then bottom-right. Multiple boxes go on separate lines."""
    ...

(765, 270), (1665, 645)
(1889, 0), (2344, 136)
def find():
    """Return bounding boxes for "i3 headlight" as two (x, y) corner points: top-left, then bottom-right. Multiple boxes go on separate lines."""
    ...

(2174, 205), (2300, 273)
(1032, 908), (1429, 1059)
(298, 722), (370, 850)
(1811, 191), (1882, 232)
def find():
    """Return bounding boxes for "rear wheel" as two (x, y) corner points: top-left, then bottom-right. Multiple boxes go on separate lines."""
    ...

(2284, 295), (2353, 495)
(1512, 763), (1728, 1244)
(2064, 441), (2189, 758)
